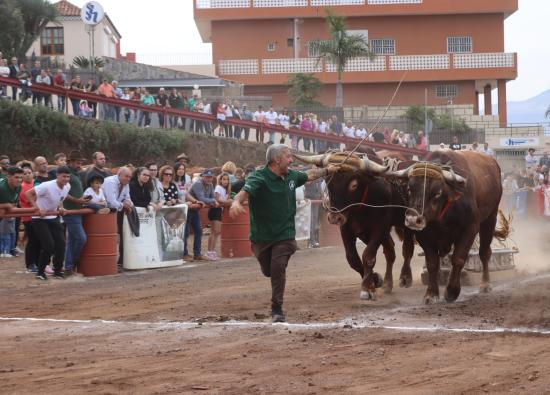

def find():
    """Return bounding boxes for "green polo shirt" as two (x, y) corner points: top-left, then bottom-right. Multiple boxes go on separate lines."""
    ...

(0, 178), (21, 204)
(243, 166), (308, 243)
(63, 167), (84, 210)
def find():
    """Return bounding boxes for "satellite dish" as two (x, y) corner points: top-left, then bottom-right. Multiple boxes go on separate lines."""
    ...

(81, 1), (105, 25)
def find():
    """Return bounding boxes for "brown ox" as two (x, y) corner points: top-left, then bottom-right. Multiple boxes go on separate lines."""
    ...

(387, 150), (507, 303)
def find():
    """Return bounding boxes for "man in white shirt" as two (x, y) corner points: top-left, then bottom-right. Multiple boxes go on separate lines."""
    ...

(25, 166), (71, 280)
(253, 105), (266, 143)
(264, 107), (278, 144)
(343, 121), (356, 138)
(102, 167), (133, 268)
(480, 142), (494, 157)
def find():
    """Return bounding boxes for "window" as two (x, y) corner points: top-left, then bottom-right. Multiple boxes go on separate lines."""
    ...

(287, 38), (294, 47)
(447, 36), (472, 53)
(41, 27), (64, 55)
(370, 38), (395, 55)
(435, 84), (458, 98)
(267, 42), (276, 52)
(307, 40), (322, 57)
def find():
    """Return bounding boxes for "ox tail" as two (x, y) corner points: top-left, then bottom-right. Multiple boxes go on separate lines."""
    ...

(493, 210), (512, 242)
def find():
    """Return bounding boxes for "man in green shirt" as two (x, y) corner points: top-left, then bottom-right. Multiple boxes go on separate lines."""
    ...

(0, 167), (23, 258)
(230, 144), (339, 322)
(62, 150), (90, 274)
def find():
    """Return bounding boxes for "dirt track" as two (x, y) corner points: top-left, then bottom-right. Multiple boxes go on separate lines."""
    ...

(1, 239), (550, 394)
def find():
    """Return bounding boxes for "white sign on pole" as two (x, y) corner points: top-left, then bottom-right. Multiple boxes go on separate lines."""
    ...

(81, 1), (105, 25)
(499, 137), (540, 148)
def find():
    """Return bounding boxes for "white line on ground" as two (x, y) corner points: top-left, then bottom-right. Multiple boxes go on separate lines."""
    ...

(1, 316), (549, 335)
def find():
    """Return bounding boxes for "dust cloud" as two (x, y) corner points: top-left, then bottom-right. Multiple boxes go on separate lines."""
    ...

(506, 217), (550, 274)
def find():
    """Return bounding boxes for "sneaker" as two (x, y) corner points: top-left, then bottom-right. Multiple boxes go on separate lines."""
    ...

(0, 253), (6, 258)
(271, 306), (286, 323)
(35, 274), (47, 281)
(272, 312), (286, 323)
(193, 255), (209, 261)
(9, 250), (19, 257)
(210, 251), (220, 261)
(64, 268), (75, 276)
(45, 266), (54, 275)
(97, 207), (111, 215)
(182, 254), (193, 261)
(53, 272), (65, 279)
(26, 265), (38, 273)
(14, 247), (24, 254)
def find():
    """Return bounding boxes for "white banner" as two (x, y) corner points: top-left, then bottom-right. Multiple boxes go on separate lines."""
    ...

(499, 137), (540, 148)
(123, 204), (188, 270)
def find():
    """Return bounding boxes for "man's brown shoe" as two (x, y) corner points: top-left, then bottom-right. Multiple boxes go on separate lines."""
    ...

(193, 255), (209, 261)
(182, 255), (193, 261)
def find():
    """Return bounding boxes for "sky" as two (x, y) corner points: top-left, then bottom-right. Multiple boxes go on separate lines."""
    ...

(64, 0), (549, 102)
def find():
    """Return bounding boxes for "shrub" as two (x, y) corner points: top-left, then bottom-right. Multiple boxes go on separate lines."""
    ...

(0, 100), (186, 164)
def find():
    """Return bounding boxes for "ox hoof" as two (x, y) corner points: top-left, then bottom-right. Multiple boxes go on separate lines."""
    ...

(399, 276), (413, 288)
(423, 294), (440, 305)
(360, 290), (377, 301)
(382, 282), (393, 294)
(373, 272), (384, 289)
(479, 282), (492, 294)
(444, 287), (461, 303)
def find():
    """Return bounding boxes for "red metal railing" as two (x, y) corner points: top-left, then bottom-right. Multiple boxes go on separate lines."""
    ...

(0, 76), (428, 157)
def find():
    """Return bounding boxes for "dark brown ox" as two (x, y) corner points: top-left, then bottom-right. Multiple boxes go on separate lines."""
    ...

(387, 150), (507, 304)
(294, 152), (415, 301)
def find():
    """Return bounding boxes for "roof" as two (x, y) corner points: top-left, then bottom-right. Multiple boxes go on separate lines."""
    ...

(53, 0), (122, 39)
(54, 0), (80, 16)
(118, 78), (234, 89)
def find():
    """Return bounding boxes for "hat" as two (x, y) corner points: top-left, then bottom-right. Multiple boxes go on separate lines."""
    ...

(201, 169), (214, 177)
(68, 150), (86, 162)
(176, 153), (190, 161)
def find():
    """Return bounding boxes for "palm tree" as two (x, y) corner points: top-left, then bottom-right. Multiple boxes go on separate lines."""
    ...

(287, 73), (323, 107)
(309, 9), (373, 108)
(10, 0), (59, 60)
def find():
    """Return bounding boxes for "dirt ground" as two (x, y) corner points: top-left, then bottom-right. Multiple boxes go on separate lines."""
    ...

(1, 230), (550, 394)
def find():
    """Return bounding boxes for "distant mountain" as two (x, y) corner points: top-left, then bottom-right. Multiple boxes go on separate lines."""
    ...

(494, 89), (550, 125)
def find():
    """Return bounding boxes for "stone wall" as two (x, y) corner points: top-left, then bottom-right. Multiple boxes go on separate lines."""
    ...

(102, 57), (209, 81)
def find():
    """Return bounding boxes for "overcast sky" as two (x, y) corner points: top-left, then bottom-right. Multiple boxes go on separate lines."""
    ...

(65, 0), (549, 102)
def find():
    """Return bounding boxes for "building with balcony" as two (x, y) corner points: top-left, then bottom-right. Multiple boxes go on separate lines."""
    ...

(194, 0), (518, 127)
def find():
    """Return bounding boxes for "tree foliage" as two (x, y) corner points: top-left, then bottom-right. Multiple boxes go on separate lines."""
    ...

(287, 73), (323, 107)
(404, 105), (471, 133)
(0, 0), (58, 60)
(308, 8), (373, 108)
(72, 56), (105, 70)
(0, 101), (187, 164)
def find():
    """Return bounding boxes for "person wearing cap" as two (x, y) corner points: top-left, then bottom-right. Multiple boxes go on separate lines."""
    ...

(25, 166), (72, 280)
(230, 144), (340, 322)
(62, 151), (90, 274)
(175, 153), (190, 167)
(183, 169), (217, 261)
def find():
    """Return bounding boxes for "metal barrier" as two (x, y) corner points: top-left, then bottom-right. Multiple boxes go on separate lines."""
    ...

(0, 75), (428, 158)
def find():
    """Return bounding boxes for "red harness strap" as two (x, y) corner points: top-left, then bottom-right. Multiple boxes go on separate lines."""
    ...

(361, 185), (369, 204)
(439, 199), (453, 220)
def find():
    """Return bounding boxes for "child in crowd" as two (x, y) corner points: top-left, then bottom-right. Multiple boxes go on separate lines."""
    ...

(79, 100), (93, 118)
(83, 175), (110, 214)
(206, 172), (232, 261)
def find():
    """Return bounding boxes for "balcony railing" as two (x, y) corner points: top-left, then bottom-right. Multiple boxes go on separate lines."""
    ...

(262, 58), (322, 74)
(196, 0), (423, 8)
(218, 53), (515, 75)
(453, 52), (515, 69)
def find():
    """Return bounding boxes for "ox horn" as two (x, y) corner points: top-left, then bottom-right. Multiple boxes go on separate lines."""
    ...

(359, 156), (390, 175)
(293, 153), (329, 167)
(386, 164), (414, 178)
(442, 170), (466, 185)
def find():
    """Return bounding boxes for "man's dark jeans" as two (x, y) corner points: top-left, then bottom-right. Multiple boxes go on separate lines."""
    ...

(31, 218), (65, 275)
(183, 209), (202, 257)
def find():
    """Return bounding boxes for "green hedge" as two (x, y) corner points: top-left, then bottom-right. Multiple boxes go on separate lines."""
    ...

(0, 100), (186, 164)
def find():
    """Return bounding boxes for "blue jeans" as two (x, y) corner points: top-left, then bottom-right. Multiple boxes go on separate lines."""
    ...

(183, 209), (202, 257)
(64, 214), (87, 270)
(0, 233), (15, 254)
